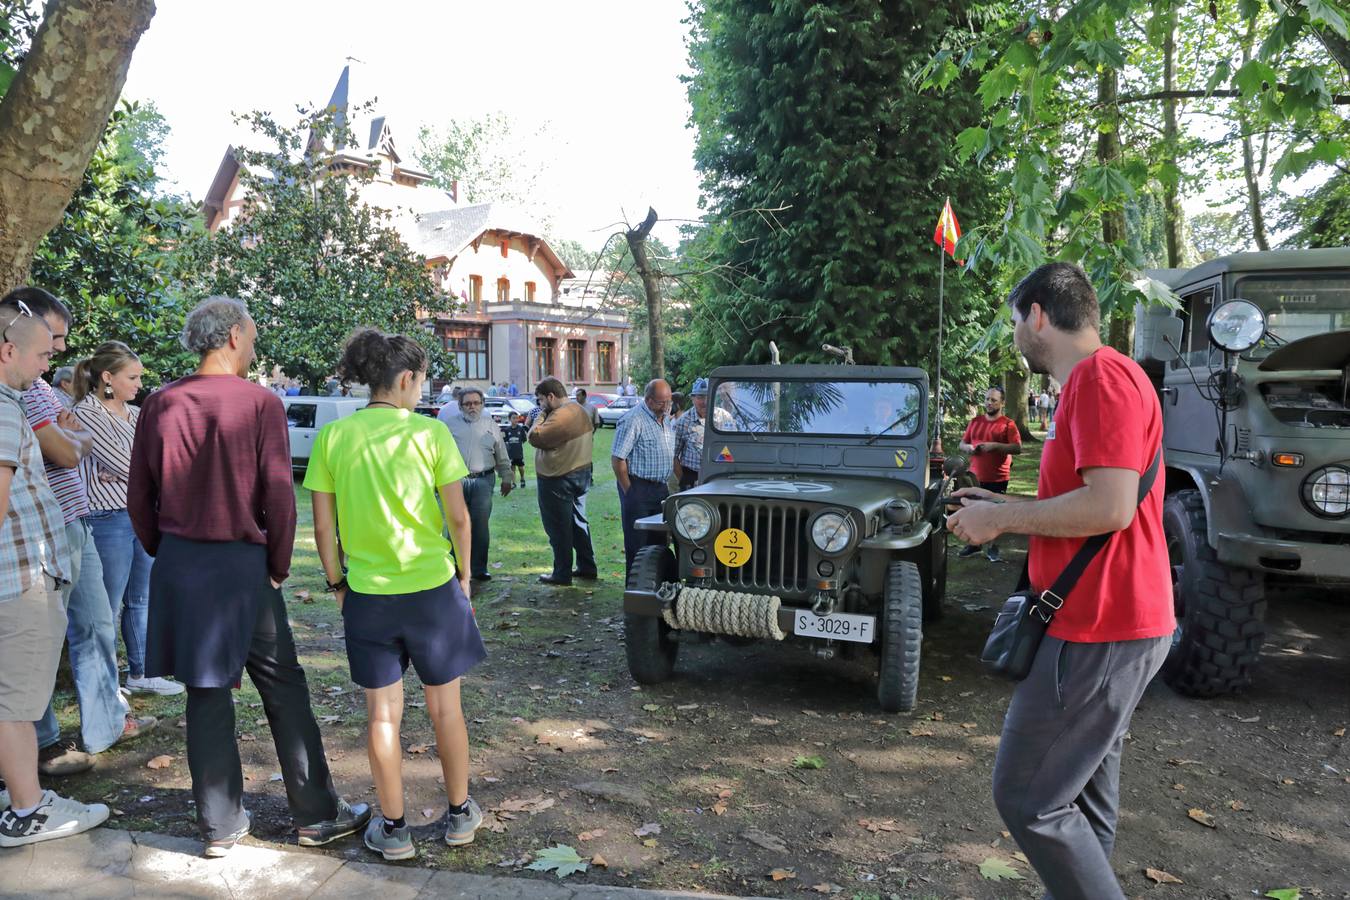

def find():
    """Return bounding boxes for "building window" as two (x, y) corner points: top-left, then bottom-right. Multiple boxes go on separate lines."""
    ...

(497, 277), (510, 303)
(534, 338), (556, 379)
(468, 275), (482, 310)
(567, 340), (586, 383)
(443, 334), (488, 380)
(500, 238), (510, 258)
(524, 281), (536, 303)
(597, 341), (615, 383)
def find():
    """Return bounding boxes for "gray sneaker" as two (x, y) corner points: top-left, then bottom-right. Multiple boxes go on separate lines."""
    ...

(363, 816), (415, 861)
(444, 798), (482, 846)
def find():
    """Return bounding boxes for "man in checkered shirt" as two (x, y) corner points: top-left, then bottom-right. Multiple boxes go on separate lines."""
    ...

(672, 377), (732, 491)
(610, 379), (675, 572)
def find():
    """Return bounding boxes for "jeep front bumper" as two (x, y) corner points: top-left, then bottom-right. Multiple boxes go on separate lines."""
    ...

(1217, 530), (1350, 579)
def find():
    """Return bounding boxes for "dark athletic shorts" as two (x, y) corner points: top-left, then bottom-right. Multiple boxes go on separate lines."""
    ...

(980, 480), (1009, 494)
(341, 577), (487, 689)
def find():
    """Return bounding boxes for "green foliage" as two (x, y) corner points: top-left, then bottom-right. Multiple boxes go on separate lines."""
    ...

(978, 857), (1024, 881)
(192, 107), (452, 390)
(683, 0), (1002, 407)
(526, 844), (589, 878)
(792, 754), (826, 769)
(1276, 170), (1350, 247)
(30, 102), (202, 385)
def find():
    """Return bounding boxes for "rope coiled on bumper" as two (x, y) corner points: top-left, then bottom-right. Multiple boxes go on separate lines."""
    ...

(662, 587), (786, 641)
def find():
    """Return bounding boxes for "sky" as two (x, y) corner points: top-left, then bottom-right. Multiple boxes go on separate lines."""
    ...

(120, 0), (704, 249)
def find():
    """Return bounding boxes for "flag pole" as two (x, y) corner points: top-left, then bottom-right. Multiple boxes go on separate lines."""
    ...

(933, 198), (947, 456)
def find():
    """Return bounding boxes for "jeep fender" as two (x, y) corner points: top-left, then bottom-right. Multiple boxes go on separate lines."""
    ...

(1166, 464), (1259, 550)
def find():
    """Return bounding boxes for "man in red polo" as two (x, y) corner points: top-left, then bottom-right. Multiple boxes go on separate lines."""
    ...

(956, 386), (1020, 562)
(948, 262), (1171, 899)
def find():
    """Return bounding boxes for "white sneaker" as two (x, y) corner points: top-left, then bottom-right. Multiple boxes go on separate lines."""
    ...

(125, 675), (186, 696)
(0, 790), (109, 847)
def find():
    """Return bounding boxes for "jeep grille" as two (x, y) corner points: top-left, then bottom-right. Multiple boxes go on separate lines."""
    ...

(713, 501), (811, 593)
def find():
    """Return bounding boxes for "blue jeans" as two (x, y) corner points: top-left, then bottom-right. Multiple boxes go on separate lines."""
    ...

(36, 519), (126, 753)
(619, 477), (668, 573)
(460, 472), (496, 578)
(88, 508), (153, 679)
(537, 467), (596, 580)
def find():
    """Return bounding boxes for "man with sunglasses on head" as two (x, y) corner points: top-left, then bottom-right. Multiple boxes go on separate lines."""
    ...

(0, 297), (110, 847)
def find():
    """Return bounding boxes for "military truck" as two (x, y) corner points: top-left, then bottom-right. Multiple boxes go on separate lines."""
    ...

(621, 365), (967, 713)
(1133, 248), (1350, 695)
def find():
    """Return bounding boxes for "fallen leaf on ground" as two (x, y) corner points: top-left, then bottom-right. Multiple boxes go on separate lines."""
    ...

(526, 844), (589, 878)
(590, 854), (608, 868)
(642, 838), (658, 848)
(750, 716), (779, 726)
(407, 743), (432, 754)
(978, 857), (1024, 881)
(317, 715), (341, 725)
(254, 718), (267, 727)
(792, 755), (826, 770)
(769, 868), (796, 881)
(296, 590), (313, 603)
(812, 884), (843, 895)
(717, 788), (733, 799)
(146, 755), (173, 770)
(481, 813), (509, 833)
(1145, 868), (1184, 884)
(907, 726), (935, 737)
(642, 703), (661, 712)
(493, 795), (555, 815)
(940, 675), (953, 682)
(239, 733), (257, 742)
(578, 829), (606, 841)
(676, 703), (699, 710)
(1229, 799), (1249, 811)
(711, 801), (728, 815)
(1264, 890), (1303, 900)
(1334, 727), (1345, 737)
(633, 822), (662, 837)
(1186, 808), (1216, 828)
(858, 818), (900, 833)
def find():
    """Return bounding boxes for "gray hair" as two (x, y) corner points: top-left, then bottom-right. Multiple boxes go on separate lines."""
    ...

(181, 296), (251, 354)
(459, 387), (485, 403)
(52, 366), (75, 387)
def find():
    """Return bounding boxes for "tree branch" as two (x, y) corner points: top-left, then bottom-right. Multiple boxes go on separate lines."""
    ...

(1117, 88), (1350, 104)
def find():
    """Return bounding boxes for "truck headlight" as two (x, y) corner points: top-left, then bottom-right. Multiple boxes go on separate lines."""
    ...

(1302, 465), (1349, 518)
(674, 500), (715, 541)
(810, 511), (855, 555)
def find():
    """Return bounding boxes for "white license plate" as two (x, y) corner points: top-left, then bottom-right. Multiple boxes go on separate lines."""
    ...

(793, 611), (876, 644)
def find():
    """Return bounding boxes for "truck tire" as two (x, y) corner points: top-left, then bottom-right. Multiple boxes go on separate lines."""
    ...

(625, 545), (680, 684)
(878, 561), (923, 713)
(1162, 490), (1266, 697)
(920, 531), (948, 623)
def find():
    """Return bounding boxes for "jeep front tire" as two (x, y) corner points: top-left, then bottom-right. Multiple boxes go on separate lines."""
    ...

(625, 545), (680, 684)
(1162, 490), (1267, 696)
(878, 561), (923, 713)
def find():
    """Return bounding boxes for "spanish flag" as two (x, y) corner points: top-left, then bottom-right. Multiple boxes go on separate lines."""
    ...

(933, 198), (962, 264)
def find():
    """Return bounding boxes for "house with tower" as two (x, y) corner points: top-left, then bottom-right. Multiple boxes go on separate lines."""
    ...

(201, 66), (631, 393)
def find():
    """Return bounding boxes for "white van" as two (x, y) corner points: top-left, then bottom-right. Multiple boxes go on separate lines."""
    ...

(282, 397), (367, 471)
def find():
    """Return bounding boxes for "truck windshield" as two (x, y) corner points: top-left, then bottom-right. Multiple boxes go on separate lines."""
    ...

(712, 380), (923, 438)
(1236, 274), (1350, 354)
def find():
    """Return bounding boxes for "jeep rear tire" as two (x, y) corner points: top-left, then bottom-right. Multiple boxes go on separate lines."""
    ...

(878, 561), (923, 713)
(625, 545), (680, 684)
(1162, 490), (1266, 696)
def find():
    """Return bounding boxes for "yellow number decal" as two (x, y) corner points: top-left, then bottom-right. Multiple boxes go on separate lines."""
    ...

(714, 528), (752, 567)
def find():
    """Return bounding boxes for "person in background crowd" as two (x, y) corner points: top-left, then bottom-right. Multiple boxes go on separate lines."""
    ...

(441, 386), (462, 418)
(507, 380), (519, 398)
(948, 262), (1171, 900)
(0, 296), (111, 848)
(529, 378), (597, 586)
(502, 413), (528, 489)
(51, 366), (76, 408)
(10, 289), (153, 780)
(306, 328), (484, 861)
(620, 375), (637, 397)
(673, 377), (729, 491)
(1037, 388), (1051, 430)
(612, 379), (675, 572)
(72, 342), (183, 698)
(574, 388), (601, 432)
(956, 386), (1021, 563)
(486, 383), (499, 397)
(285, 381), (301, 397)
(438, 388), (512, 582)
(670, 392), (686, 418)
(128, 296), (369, 858)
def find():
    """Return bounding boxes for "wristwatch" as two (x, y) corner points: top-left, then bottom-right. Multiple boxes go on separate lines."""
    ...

(324, 576), (348, 593)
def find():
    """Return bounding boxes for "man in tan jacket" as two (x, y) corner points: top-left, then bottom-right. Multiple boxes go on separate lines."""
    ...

(527, 378), (597, 586)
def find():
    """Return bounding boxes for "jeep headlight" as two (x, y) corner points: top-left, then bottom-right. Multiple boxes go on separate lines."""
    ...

(1302, 465), (1349, 519)
(810, 511), (855, 555)
(674, 500), (716, 542)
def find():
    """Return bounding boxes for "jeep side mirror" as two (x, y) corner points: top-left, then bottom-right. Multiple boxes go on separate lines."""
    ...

(942, 454), (969, 478)
(1208, 299), (1266, 353)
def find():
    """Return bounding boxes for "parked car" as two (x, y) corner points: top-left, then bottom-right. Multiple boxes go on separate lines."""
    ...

(484, 396), (534, 424)
(597, 395), (640, 426)
(283, 397), (367, 471)
(584, 392), (618, 409)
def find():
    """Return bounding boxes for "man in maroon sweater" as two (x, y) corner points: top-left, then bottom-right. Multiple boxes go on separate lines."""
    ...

(128, 296), (369, 858)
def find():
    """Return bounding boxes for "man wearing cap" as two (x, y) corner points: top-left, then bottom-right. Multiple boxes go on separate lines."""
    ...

(672, 378), (731, 491)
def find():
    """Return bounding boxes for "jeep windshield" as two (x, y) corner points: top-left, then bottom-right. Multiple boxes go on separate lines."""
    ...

(1235, 274), (1350, 357)
(712, 379), (922, 438)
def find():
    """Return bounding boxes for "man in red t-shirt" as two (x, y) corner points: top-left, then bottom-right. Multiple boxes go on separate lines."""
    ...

(956, 386), (1021, 562)
(948, 262), (1171, 900)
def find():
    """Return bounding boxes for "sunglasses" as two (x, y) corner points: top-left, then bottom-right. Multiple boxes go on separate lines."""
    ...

(0, 299), (33, 343)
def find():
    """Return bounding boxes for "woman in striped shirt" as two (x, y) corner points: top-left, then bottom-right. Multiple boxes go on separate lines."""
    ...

(73, 342), (183, 697)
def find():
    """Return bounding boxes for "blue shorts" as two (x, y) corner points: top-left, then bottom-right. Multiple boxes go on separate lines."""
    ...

(341, 578), (487, 689)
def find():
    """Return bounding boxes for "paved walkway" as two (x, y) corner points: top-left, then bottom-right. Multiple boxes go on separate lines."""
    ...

(0, 828), (767, 899)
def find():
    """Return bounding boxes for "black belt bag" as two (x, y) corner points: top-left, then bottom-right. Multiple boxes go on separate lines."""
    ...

(981, 449), (1160, 680)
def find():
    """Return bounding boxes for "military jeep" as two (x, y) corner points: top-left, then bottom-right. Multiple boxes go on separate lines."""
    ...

(621, 365), (966, 713)
(1134, 248), (1350, 696)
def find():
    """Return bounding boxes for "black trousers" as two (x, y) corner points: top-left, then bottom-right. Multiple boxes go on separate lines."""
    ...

(620, 477), (669, 573)
(185, 587), (340, 840)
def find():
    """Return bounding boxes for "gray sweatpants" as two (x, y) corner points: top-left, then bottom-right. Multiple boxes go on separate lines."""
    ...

(992, 634), (1170, 900)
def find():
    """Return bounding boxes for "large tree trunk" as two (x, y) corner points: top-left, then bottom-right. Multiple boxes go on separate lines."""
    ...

(1097, 68), (1133, 353)
(1004, 357), (1036, 441)
(1161, 3), (1183, 268)
(625, 207), (664, 380)
(0, 0), (156, 291)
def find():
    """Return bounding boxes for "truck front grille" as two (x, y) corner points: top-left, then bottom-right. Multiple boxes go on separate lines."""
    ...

(713, 501), (811, 593)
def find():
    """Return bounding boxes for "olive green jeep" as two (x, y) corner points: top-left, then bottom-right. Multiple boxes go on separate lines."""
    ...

(621, 365), (968, 712)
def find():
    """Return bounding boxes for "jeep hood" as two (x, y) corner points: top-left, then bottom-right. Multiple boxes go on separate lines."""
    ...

(1258, 329), (1350, 371)
(677, 473), (919, 513)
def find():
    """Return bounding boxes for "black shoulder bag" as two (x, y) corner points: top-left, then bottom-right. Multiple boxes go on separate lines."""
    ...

(980, 449), (1161, 680)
